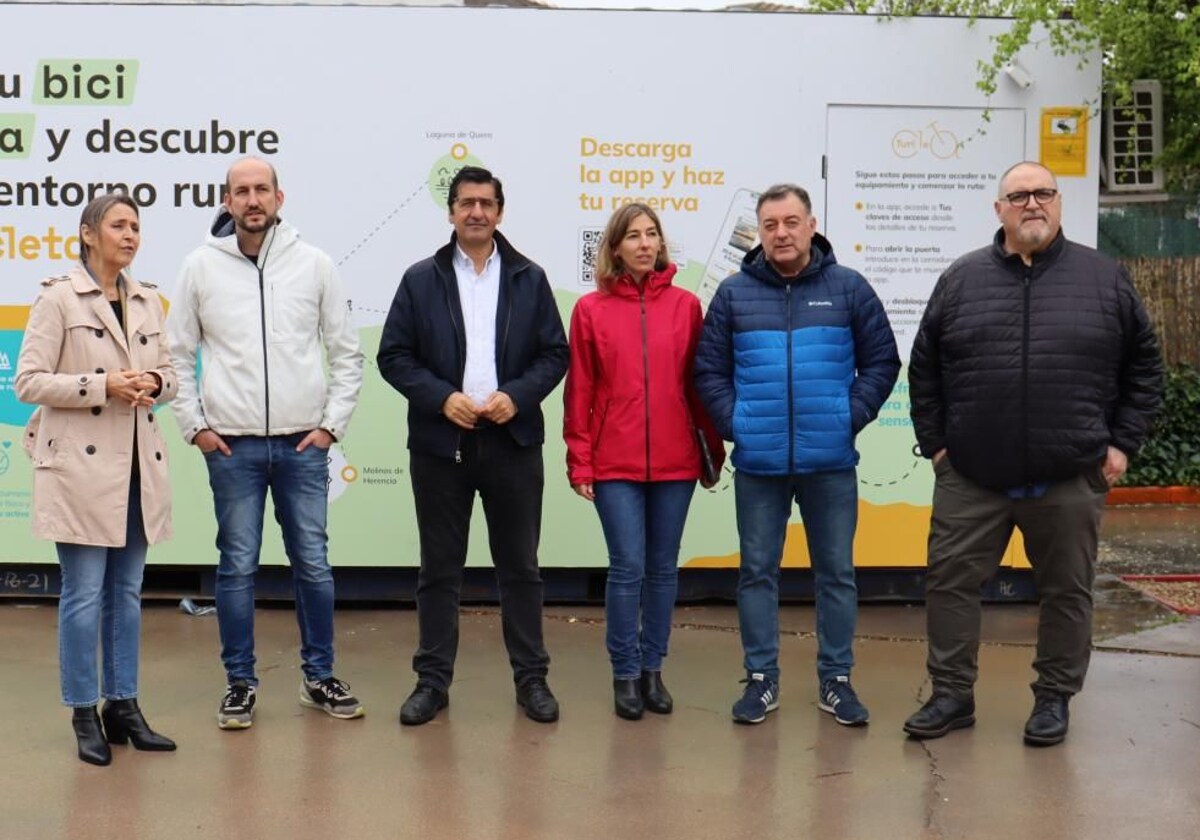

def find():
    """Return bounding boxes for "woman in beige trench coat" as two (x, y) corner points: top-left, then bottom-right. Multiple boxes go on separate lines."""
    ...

(16, 194), (178, 766)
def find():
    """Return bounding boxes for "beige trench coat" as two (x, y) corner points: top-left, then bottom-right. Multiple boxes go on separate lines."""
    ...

(16, 266), (178, 547)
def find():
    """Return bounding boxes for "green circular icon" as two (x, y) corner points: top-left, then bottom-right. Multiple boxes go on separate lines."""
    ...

(428, 147), (486, 209)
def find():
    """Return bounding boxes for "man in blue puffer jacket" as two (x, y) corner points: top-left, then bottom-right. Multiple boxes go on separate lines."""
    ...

(695, 183), (899, 726)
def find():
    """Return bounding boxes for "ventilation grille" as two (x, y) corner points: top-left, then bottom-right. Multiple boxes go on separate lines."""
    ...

(1105, 80), (1164, 193)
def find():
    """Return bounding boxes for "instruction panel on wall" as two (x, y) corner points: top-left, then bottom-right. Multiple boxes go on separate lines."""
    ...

(0, 5), (1098, 569)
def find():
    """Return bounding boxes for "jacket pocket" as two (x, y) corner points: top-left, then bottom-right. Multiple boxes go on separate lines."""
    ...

(22, 408), (43, 459)
(592, 400), (612, 449)
(31, 432), (68, 470)
(933, 454), (953, 479)
(1084, 461), (1111, 495)
(27, 408), (72, 469)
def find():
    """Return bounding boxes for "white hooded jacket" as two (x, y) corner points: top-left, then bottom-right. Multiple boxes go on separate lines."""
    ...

(167, 211), (363, 443)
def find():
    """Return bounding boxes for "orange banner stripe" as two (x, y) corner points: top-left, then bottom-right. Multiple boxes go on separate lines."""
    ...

(0, 306), (30, 330)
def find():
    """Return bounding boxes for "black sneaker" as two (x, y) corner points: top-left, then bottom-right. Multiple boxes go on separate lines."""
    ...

(299, 676), (364, 720)
(218, 680), (256, 730)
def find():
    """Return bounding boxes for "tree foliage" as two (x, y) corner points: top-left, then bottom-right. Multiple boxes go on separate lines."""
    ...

(809, 0), (1200, 191)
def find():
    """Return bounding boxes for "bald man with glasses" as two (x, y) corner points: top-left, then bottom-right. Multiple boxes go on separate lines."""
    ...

(903, 161), (1163, 747)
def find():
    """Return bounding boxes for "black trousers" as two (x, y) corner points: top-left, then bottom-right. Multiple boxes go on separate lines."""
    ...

(409, 428), (550, 691)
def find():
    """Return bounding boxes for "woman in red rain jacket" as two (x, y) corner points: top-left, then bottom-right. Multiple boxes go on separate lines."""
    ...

(564, 203), (724, 720)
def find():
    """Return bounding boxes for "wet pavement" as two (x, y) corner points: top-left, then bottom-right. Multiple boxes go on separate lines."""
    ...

(2, 504), (1198, 840)
(3, 605), (1198, 840)
(1098, 504), (1200, 575)
(1094, 505), (1200, 648)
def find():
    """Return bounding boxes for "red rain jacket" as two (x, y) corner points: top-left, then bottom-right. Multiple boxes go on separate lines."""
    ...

(564, 264), (724, 485)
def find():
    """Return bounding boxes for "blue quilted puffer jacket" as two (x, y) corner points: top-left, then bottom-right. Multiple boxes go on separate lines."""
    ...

(694, 234), (900, 476)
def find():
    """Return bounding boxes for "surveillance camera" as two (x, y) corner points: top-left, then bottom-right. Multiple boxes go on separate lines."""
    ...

(1004, 61), (1034, 90)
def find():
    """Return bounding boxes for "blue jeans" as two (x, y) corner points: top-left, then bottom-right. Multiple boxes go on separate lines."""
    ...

(57, 482), (147, 707)
(205, 434), (335, 685)
(734, 468), (859, 684)
(593, 480), (696, 679)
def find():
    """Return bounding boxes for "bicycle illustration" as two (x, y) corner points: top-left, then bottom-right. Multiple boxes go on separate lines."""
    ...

(892, 121), (961, 159)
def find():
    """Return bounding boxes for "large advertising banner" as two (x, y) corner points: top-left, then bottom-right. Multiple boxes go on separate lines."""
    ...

(0, 6), (1100, 569)
(821, 105), (1033, 570)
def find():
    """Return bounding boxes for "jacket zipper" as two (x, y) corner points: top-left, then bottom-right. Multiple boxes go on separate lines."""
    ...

(499, 291), (512, 374)
(444, 269), (465, 464)
(492, 287), (513, 469)
(640, 287), (651, 480)
(1021, 270), (1032, 490)
(785, 283), (794, 473)
(254, 258), (270, 435)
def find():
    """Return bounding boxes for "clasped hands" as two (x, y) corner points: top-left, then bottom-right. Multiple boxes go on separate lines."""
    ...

(442, 391), (517, 430)
(105, 369), (160, 408)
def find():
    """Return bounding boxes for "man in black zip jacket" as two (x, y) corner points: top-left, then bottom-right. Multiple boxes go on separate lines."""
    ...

(378, 167), (568, 726)
(903, 161), (1162, 747)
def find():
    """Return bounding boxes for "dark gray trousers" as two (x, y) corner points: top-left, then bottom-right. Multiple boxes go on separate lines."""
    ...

(924, 457), (1109, 699)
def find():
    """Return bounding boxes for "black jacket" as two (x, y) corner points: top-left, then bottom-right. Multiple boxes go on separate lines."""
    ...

(909, 230), (1162, 491)
(377, 232), (569, 459)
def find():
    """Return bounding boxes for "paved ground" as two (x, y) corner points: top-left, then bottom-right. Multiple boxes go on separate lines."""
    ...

(2, 504), (1198, 840)
(3, 600), (1198, 840)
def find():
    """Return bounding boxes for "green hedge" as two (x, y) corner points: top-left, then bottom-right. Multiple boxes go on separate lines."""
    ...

(1123, 364), (1200, 487)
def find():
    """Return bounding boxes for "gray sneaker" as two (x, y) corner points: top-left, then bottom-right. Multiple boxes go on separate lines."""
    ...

(218, 680), (256, 730)
(299, 676), (364, 720)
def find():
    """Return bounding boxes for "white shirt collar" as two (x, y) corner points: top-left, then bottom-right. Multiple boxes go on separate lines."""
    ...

(454, 239), (498, 274)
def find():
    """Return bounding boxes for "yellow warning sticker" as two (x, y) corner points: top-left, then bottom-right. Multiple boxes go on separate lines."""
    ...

(1040, 107), (1088, 176)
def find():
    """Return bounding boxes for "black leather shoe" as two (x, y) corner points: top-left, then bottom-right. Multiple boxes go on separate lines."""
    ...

(1024, 691), (1069, 746)
(613, 679), (644, 720)
(516, 677), (559, 723)
(399, 684), (448, 726)
(903, 693), (975, 739)
(101, 699), (176, 751)
(640, 671), (673, 715)
(72, 706), (112, 766)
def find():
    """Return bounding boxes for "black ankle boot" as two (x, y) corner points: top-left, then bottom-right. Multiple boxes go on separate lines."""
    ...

(613, 678), (644, 720)
(72, 706), (112, 766)
(101, 699), (176, 751)
(640, 671), (674, 715)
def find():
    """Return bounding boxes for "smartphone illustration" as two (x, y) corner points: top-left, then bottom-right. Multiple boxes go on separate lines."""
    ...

(696, 188), (760, 312)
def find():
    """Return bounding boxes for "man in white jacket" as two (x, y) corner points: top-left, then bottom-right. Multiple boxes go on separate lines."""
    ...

(168, 157), (364, 730)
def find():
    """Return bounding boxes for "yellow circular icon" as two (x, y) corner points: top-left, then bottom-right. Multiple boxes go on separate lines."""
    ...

(450, 143), (469, 160)
(341, 465), (359, 483)
(854, 243), (863, 252)
(855, 201), (864, 210)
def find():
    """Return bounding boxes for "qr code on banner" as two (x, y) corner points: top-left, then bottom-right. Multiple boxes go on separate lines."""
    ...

(578, 228), (604, 287)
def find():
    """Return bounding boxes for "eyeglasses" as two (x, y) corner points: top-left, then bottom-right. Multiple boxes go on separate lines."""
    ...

(454, 197), (499, 212)
(1002, 188), (1058, 207)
